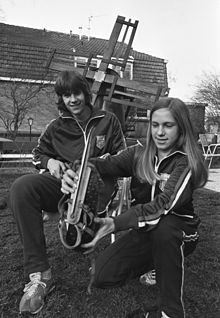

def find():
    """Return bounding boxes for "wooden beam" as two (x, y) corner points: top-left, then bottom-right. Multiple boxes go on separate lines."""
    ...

(49, 61), (164, 96)
(104, 97), (153, 110)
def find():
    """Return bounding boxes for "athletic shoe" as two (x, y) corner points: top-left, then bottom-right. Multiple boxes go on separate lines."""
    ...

(139, 269), (156, 286)
(19, 268), (55, 314)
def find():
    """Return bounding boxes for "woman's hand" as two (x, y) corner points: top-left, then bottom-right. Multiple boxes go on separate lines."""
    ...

(47, 158), (67, 179)
(61, 168), (79, 194)
(82, 217), (116, 254)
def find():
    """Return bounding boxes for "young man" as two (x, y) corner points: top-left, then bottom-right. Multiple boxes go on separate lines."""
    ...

(9, 70), (124, 315)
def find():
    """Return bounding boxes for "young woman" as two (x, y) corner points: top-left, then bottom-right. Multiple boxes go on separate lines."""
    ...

(62, 97), (208, 318)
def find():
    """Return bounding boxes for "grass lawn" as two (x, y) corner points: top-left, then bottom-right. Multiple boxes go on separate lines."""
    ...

(0, 168), (219, 318)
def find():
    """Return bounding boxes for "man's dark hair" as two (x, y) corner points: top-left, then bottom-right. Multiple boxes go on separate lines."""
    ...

(55, 70), (92, 111)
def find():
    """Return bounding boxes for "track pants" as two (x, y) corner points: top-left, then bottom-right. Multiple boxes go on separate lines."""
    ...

(92, 214), (199, 318)
(9, 171), (116, 277)
(10, 172), (63, 276)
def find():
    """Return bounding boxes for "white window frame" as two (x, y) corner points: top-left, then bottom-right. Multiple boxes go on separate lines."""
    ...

(74, 56), (99, 69)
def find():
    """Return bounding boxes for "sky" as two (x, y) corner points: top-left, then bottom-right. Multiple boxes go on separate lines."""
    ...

(1, 0), (220, 101)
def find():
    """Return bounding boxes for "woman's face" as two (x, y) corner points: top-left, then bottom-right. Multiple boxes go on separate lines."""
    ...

(151, 108), (180, 159)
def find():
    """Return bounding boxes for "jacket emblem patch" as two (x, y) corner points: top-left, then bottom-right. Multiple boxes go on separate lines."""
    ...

(159, 173), (170, 191)
(96, 135), (106, 149)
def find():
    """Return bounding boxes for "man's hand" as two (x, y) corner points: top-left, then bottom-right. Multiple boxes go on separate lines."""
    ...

(47, 158), (67, 179)
(81, 217), (115, 254)
(61, 169), (79, 194)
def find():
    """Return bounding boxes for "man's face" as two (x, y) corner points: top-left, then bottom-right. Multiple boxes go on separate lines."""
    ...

(62, 91), (86, 117)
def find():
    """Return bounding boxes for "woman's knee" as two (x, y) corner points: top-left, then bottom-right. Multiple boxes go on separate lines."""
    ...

(92, 259), (121, 288)
(92, 246), (129, 288)
(93, 269), (124, 289)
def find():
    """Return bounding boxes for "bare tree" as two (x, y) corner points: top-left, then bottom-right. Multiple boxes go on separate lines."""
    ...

(192, 71), (220, 126)
(0, 80), (45, 140)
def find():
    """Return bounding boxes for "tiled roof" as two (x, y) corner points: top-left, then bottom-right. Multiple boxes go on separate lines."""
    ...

(0, 22), (168, 87)
(0, 42), (55, 80)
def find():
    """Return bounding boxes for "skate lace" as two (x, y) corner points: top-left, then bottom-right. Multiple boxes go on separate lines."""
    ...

(23, 272), (46, 297)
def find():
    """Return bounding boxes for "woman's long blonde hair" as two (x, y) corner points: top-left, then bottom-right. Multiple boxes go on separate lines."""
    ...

(136, 97), (208, 188)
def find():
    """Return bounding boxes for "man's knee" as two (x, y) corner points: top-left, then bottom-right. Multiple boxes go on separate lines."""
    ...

(10, 175), (27, 197)
(10, 174), (35, 197)
(10, 174), (43, 212)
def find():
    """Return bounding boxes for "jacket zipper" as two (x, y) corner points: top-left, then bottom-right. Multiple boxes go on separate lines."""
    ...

(150, 150), (187, 200)
(71, 114), (105, 146)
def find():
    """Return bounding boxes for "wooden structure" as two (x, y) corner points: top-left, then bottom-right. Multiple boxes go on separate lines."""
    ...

(48, 16), (169, 127)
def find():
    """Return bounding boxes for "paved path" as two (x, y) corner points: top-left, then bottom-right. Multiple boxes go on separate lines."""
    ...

(205, 168), (220, 192)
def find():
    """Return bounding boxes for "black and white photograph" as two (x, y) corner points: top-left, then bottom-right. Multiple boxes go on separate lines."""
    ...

(0, 1), (219, 317)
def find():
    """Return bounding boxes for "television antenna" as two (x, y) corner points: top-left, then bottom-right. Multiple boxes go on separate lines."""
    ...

(88, 15), (106, 39)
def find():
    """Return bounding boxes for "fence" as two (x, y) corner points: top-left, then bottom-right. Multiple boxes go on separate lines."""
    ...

(0, 141), (37, 168)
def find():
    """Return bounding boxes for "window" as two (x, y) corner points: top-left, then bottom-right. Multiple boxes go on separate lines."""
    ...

(74, 57), (98, 69)
(74, 55), (133, 80)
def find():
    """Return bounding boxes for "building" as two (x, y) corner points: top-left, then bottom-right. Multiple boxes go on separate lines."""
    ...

(0, 21), (169, 140)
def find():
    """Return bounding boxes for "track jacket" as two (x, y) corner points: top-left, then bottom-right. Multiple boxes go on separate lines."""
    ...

(32, 108), (124, 170)
(91, 144), (200, 232)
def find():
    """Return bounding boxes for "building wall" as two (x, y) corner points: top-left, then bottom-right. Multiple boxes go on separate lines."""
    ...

(126, 102), (206, 140)
(187, 103), (206, 138)
(0, 79), (206, 142)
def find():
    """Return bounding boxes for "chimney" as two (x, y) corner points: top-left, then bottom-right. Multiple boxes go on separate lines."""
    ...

(78, 26), (82, 40)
